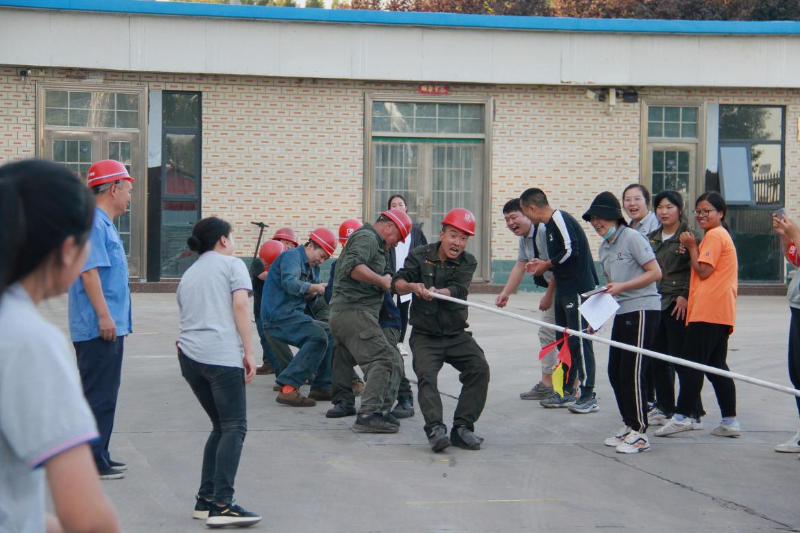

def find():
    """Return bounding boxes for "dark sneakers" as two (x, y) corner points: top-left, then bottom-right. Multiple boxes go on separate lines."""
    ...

(326, 402), (357, 418)
(391, 394), (415, 419)
(427, 426), (451, 452)
(206, 502), (261, 528)
(194, 496), (212, 520)
(98, 467), (125, 480)
(451, 426), (484, 451)
(108, 459), (127, 471)
(256, 362), (275, 375)
(353, 413), (399, 433)
(383, 411), (401, 427)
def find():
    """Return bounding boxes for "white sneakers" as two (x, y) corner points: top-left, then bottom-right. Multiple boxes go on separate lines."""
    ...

(774, 429), (800, 453)
(604, 425), (631, 447)
(616, 431), (651, 454)
(710, 420), (741, 438)
(654, 416), (698, 437)
(396, 342), (410, 356)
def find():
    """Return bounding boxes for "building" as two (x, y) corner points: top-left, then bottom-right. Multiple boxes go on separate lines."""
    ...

(1, 0), (797, 288)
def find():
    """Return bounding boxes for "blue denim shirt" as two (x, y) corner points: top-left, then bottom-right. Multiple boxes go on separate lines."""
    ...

(326, 259), (400, 331)
(68, 207), (132, 342)
(261, 245), (320, 327)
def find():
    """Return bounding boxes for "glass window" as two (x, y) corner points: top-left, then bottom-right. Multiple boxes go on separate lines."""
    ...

(161, 201), (199, 278)
(44, 90), (140, 129)
(163, 93), (201, 129)
(720, 106), (782, 141)
(164, 134), (198, 196)
(647, 106), (699, 139)
(371, 102), (484, 135)
(52, 139), (92, 179)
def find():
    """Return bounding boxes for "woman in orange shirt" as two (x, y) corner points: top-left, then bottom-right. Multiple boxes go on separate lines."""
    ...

(655, 192), (740, 439)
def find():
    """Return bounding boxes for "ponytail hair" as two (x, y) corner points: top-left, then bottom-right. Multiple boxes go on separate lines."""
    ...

(696, 191), (730, 232)
(187, 217), (232, 255)
(0, 159), (95, 297)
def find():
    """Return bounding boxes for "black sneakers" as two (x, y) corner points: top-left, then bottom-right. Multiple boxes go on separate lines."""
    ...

(98, 467), (125, 480)
(450, 426), (484, 450)
(193, 496), (211, 520)
(427, 426), (451, 452)
(206, 502), (261, 528)
(108, 459), (127, 472)
(353, 412), (399, 433)
(326, 402), (357, 418)
(391, 394), (415, 419)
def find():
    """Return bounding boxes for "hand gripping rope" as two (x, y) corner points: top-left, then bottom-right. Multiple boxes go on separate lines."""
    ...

(428, 292), (800, 399)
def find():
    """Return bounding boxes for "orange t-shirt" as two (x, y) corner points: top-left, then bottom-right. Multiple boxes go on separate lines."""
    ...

(686, 226), (738, 329)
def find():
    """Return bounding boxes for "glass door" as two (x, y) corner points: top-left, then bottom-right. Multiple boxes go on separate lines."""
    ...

(44, 130), (144, 278)
(646, 144), (697, 209)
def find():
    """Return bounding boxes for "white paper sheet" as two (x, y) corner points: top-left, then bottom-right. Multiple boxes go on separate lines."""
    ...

(579, 292), (620, 331)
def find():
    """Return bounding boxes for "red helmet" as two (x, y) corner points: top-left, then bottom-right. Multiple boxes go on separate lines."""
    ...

(86, 159), (134, 188)
(441, 208), (476, 236)
(258, 240), (285, 269)
(338, 219), (362, 244)
(309, 228), (337, 256)
(380, 208), (413, 242)
(272, 227), (299, 247)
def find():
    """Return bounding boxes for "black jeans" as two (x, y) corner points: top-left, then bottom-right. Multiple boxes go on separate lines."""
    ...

(554, 290), (595, 398)
(74, 336), (125, 471)
(675, 322), (737, 418)
(398, 297), (411, 343)
(789, 307), (800, 416)
(651, 301), (704, 418)
(179, 352), (247, 505)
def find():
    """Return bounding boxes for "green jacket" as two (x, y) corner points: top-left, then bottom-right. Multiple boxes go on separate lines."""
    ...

(648, 221), (701, 312)
(392, 242), (477, 336)
(329, 223), (390, 318)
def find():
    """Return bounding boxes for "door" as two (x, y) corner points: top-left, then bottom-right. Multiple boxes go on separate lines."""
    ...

(370, 139), (485, 278)
(646, 144), (698, 209)
(44, 130), (144, 278)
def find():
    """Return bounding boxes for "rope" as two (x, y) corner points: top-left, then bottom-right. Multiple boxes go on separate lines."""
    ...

(428, 292), (800, 399)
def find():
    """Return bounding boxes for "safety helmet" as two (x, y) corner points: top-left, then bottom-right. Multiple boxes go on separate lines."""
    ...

(441, 208), (476, 236)
(258, 240), (285, 269)
(272, 227), (299, 247)
(309, 228), (337, 256)
(86, 159), (134, 188)
(380, 208), (413, 242)
(338, 218), (363, 244)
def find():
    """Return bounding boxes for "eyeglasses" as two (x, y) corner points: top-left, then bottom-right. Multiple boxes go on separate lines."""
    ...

(693, 209), (717, 217)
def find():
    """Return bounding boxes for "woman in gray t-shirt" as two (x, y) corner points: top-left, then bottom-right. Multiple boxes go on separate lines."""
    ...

(0, 159), (120, 533)
(582, 191), (662, 455)
(176, 216), (261, 528)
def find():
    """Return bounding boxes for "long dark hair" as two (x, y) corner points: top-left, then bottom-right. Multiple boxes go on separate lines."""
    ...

(653, 189), (686, 225)
(0, 159), (95, 297)
(387, 194), (407, 211)
(696, 191), (730, 232)
(187, 217), (232, 255)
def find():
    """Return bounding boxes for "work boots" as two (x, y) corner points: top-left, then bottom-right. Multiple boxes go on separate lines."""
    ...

(353, 413), (399, 434)
(450, 426), (484, 450)
(390, 394), (415, 419)
(426, 425), (451, 452)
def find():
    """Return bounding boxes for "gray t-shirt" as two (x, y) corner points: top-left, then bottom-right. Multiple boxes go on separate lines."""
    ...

(518, 223), (553, 284)
(0, 284), (98, 533)
(599, 226), (661, 314)
(177, 251), (253, 368)
(630, 210), (661, 236)
(788, 269), (800, 309)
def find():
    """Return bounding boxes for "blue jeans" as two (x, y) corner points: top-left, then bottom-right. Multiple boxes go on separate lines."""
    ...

(255, 313), (280, 372)
(179, 352), (247, 506)
(267, 319), (332, 391)
(74, 336), (124, 471)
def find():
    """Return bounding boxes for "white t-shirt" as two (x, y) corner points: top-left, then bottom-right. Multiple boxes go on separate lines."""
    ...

(0, 284), (98, 533)
(394, 238), (412, 303)
(177, 252), (253, 368)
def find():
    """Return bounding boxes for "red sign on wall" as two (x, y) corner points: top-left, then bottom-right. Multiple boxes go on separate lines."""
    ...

(418, 84), (449, 95)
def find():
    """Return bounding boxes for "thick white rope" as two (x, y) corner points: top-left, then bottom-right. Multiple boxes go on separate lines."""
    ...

(429, 292), (800, 399)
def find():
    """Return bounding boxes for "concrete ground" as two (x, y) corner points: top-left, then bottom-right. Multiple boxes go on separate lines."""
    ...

(41, 292), (800, 532)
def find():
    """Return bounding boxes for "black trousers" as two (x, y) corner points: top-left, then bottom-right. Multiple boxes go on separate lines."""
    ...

(789, 307), (800, 416)
(554, 290), (595, 397)
(608, 310), (659, 433)
(650, 301), (704, 418)
(675, 322), (737, 418)
(74, 336), (124, 471)
(398, 297), (411, 343)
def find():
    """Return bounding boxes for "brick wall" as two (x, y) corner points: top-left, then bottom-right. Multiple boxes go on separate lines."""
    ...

(1, 66), (797, 284)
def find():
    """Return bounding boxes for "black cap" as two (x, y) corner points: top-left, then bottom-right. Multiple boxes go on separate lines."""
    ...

(582, 191), (626, 224)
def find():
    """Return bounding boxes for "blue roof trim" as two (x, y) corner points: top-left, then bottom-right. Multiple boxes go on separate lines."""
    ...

(2, 0), (800, 35)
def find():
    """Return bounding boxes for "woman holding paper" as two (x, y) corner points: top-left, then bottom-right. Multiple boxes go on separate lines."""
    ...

(583, 192), (662, 454)
(656, 192), (740, 439)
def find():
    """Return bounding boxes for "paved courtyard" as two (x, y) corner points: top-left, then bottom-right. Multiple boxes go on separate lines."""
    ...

(41, 292), (800, 532)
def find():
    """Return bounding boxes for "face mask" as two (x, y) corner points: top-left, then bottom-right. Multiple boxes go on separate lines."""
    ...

(602, 225), (617, 241)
